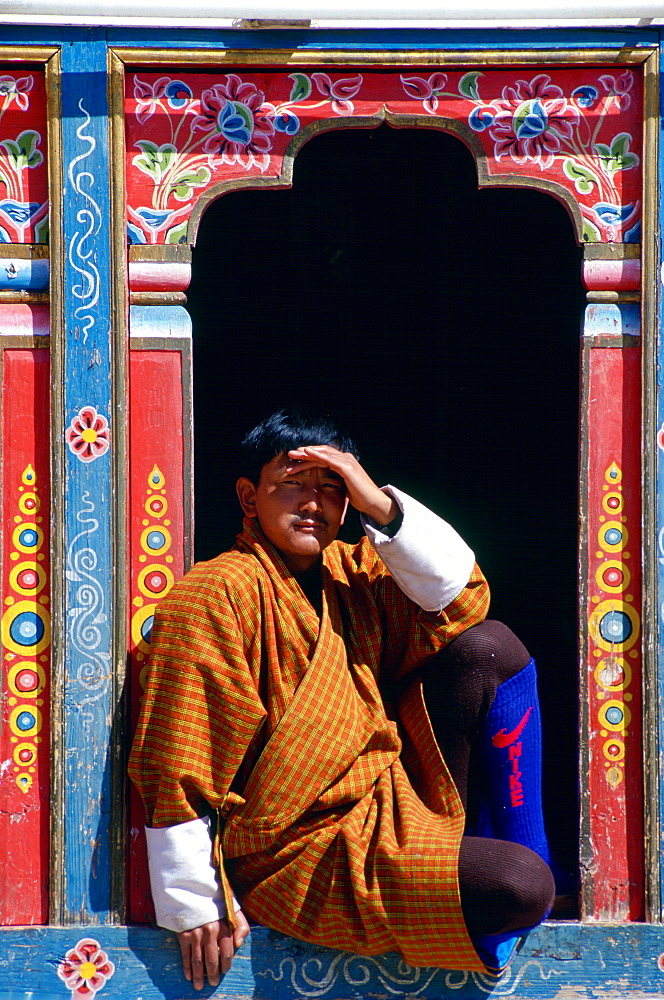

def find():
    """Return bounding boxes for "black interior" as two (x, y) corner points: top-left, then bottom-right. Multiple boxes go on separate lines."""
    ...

(187, 122), (584, 900)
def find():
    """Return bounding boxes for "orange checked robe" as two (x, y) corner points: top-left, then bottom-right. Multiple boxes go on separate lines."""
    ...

(129, 510), (490, 971)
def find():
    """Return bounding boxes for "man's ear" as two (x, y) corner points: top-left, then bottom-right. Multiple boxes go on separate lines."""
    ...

(236, 477), (258, 517)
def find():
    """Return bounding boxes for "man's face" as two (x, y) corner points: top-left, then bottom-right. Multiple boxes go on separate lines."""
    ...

(236, 451), (349, 573)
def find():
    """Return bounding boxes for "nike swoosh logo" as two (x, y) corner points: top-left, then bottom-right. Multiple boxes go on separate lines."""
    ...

(491, 707), (533, 748)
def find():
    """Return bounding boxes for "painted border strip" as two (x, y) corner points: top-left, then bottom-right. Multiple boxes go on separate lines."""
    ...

(127, 346), (188, 922)
(52, 35), (119, 924)
(580, 315), (644, 921)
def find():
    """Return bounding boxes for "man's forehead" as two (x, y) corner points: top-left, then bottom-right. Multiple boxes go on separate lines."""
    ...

(265, 451), (345, 482)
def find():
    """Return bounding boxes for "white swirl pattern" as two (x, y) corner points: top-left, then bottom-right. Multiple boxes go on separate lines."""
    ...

(65, 492), (110, 732)
(257, 953), (559, 998)
(67, 99), (102, 346)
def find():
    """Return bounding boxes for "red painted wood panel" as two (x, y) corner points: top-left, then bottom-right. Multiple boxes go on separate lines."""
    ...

(585, 344), (643, 920)
(128, 349), (186, 922)
(0, 69), (49, 243)
(125, 67), (642, 246)
(0, 348), (50, 924)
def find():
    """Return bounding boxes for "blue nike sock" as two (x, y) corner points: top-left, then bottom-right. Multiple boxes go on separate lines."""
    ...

(476, 658), (550, 865)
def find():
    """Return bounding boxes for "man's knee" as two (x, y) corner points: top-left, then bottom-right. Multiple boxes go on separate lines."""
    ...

(443, 620), (530, 681)
(458, 837), (554, 935)
(423, 620), (531, 726)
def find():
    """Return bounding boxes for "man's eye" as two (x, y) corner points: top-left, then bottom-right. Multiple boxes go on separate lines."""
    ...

(322, 483), (344, 492)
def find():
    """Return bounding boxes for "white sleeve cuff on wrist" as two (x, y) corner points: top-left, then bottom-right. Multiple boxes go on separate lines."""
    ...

(145, 816), (239, 933)
(361, 485), (475, 613)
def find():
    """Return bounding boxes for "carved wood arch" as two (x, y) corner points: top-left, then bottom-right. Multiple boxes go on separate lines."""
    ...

(186, 109), (586, 245)
(125, 65), (643, 249)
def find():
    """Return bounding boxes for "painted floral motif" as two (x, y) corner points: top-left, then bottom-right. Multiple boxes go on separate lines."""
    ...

(0, 75), (33, 112)
(481, 74), (580, 169)
(127, 71), (366, 243)
(401, 72), (449, 113)
(65, 406), (110, 464)
(57, 938), (115, 998)
(400, 69), (640, 242)
(126, 67), (643, 245)
(191, 76), (276, 170)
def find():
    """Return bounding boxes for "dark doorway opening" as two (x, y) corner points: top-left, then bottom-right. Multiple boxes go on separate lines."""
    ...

(188, 122), (583, 900)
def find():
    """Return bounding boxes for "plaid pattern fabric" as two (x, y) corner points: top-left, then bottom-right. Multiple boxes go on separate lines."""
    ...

(129, 517), (490, 971)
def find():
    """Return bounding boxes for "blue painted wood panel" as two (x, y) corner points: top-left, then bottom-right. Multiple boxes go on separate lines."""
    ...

(1, 924), (664, 999)
(60, 34), (116, 922)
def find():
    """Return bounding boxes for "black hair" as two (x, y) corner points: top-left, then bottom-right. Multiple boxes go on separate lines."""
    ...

(239, 410), (359, 485)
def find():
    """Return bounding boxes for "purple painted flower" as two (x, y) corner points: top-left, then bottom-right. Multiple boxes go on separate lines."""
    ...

(312, 73), (363, 115)
(599, 71), (634, 112)
(134, 76), (195, 124)
(488, 74), (580, 170)
(191, 75), (276, 172)
(0, 75), (33, 112)
(400, 72), (448, 114)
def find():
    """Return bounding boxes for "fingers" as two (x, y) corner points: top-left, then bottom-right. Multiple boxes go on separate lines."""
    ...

(178, 924), (216, 991)
(286, 446), (341, 471)
(177, 916), (250, 990)
(233, 909), (251, 951)
(287, 447), (395, 524)
(217, 918), (235, 976)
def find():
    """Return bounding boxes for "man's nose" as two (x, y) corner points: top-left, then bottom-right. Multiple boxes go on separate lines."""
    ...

(300, 486), (322, 510)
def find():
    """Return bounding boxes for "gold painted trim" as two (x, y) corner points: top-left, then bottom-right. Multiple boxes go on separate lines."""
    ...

(0, 290), (48, 303)
(112, 46), (655, 68)
(108, 47), (130, 924)
(0, 244), (49, 259)
(0, 335), (49, 347)
(584, 334), (641, 348)
(46, 44), (65, 928)
(128, 244), (192, 263)
(586, 290), (640, 303)
(640, 47), (660, 924)
(130, 291), (187, 305)
(584, 244), (641, 260)
(0, 46), (58, 63)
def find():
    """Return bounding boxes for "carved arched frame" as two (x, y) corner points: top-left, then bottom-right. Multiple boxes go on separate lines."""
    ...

(113, 45), (660, 924)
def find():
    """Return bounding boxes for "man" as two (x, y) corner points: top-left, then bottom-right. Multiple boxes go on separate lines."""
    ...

(129, 411), (554, 991)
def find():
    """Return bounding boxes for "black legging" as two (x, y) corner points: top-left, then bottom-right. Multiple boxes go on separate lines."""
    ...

(422, 620), (555, 936)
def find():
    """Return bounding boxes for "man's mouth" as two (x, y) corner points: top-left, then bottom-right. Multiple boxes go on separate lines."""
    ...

(293, 519), (327, 530)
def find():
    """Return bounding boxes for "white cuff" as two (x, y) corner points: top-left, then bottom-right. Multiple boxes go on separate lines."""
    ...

(145, 816), (240, 933)
(361, 485), (475, 613)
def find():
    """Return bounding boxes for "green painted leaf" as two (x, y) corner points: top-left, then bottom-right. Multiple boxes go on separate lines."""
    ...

(458, 71), (483, 101)
(562, 157), (597, 195)
(165, 219), (188, 244)
(133, 141), (178, 182)
(171, 165), (211, 201)
(620, 152), (639, 171)
(594, 133), (639, 178)
(289, 73), (312, 103)
(34, 213), (48, 243)
(582, 218), (601, 243)
(610, 132), (630, 158)
(0, 130), (43, 172)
